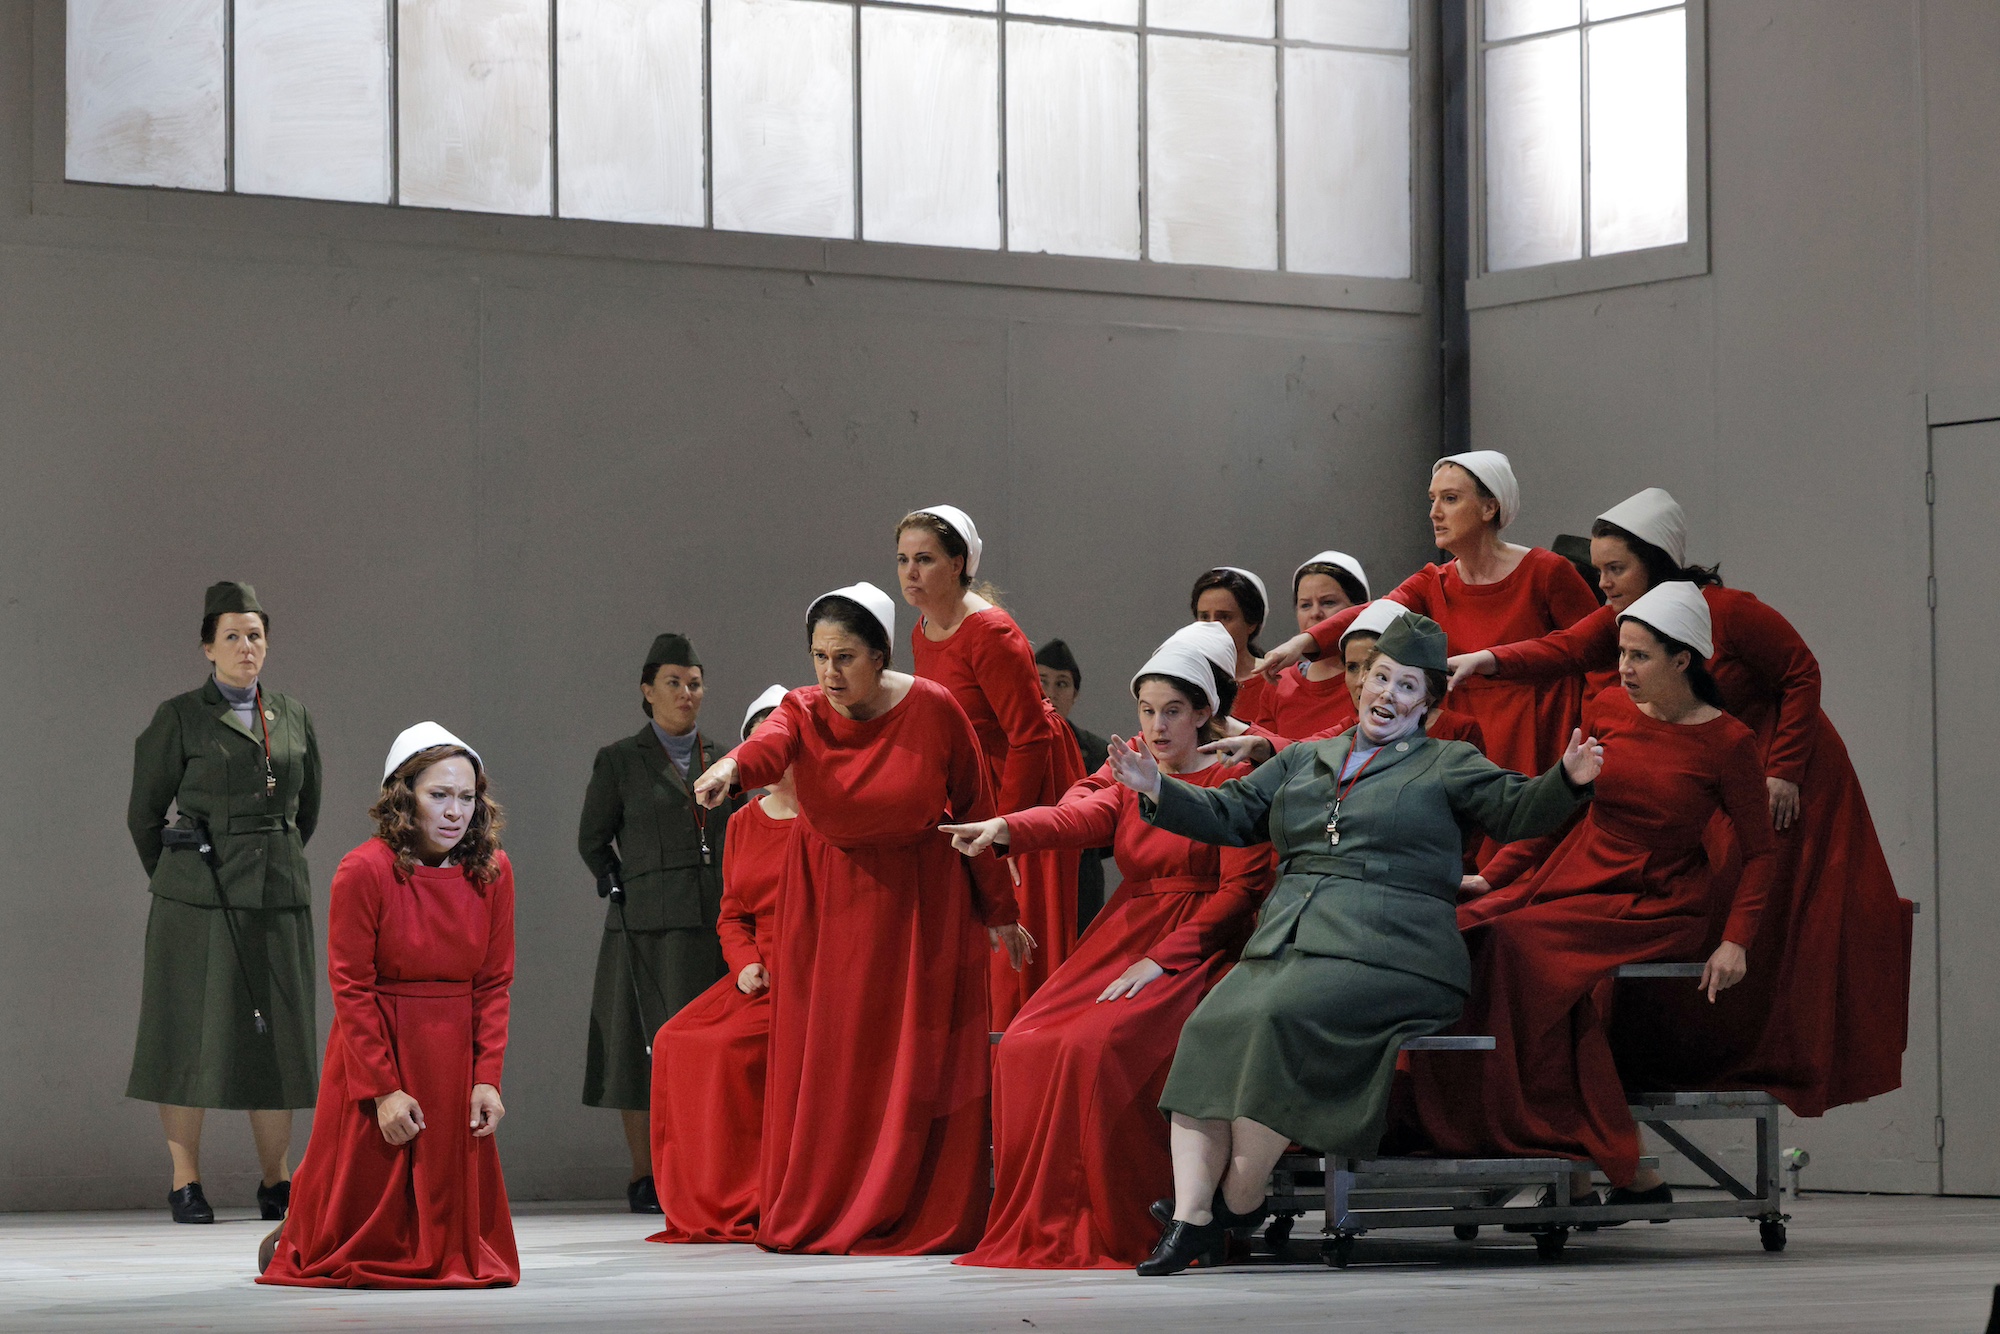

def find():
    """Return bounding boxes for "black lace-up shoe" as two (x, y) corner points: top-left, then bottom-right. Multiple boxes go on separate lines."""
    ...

(168, 1182), (214, 1224)
(256, 1179), (291, 1221)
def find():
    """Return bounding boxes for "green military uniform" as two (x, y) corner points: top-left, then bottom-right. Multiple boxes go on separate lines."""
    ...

(126, 584), (322, 1110)
(1144, 614), (1591, 1156)
(577, 634), (732, 1110)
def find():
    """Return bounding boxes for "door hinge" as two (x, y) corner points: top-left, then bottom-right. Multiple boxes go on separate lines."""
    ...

(1935, 1115), (1947, 1150)
(1929, 576), (1938, 609)
(1927, 471), (1937, 505)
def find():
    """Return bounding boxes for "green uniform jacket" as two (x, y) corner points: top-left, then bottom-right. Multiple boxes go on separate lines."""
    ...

(1145, 732), (1589, 993)
(577, 726), (732, 931)
(128, 680), (323, 910)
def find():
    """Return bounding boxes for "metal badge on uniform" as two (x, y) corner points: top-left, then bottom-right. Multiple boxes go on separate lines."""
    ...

(264, 710), (276, 721)
(1396, 742), (1409, 752)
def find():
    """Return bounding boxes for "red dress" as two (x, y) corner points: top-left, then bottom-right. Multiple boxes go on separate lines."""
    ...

(1406, 689), (1775, 1185)
(260, 839), (517, 1289)
(958, 758), (1276, 1269)
(646, 798), (795, 1244)
(1484, 586), (1913, 1113)
(1262, 663), (1358, 740)
(912, 609), (1085, 1029)
(728, 680), (1016, 1255)
(1233, 671), (1274, 730)
(1308, 552), (1599, 778)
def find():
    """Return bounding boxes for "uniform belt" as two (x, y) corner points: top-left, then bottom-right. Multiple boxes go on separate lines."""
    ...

(1284, 852), (1450, 900)
(373, 979), (474, 998)
(224, 814), (291, 834)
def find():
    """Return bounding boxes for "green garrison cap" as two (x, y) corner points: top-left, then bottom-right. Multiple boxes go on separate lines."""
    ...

(1373, 612), (1449, 674)
(203, 581), (264, 617)
(645, 633), (702, 670)
(1034, 638), (1082, 688)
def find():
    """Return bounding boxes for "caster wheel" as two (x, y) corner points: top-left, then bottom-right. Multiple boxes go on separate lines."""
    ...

(1759, 1219), (1788, 1253)
(1453, 1224), (1480, 1242)
(1533, 1227), (1569, 1262)
(1264, 1215), (1295, 1256)
(1321, 1234), (1356, 1269)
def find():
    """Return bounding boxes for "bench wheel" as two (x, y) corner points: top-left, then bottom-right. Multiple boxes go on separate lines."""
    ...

(1759, 1219), (1788, 1253)
(1264, 1215), (1295, 1256)
(1453, 1224), (1480, 1242)
(1321, 1233), (1356, 1269)
(1533, 1227), (1569, 1262)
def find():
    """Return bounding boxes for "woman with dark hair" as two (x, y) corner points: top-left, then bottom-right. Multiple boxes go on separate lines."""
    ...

(693, 583), (1031, 1255)
(1407, 584), (1775, 1206)
(1102, 615), (1598, 1276)
(127, 581), (322, 1224)
(898, 506), (1084, 1029)
(260, 724), (517, 1288)
(1262, 552), (1371, 741)
(576, 633), (733, 1213)
(648, 686), (795, 1245)
(1442, 487), (1913, 1118)
(1190, 566), (1273, 726)
(1253, 453), (1599, 783)
(944, 623), (1276, 1270)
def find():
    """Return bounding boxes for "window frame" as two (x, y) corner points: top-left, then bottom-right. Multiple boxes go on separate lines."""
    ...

(1463, 0), (1707, 310)
(43, 0), (1433, 315)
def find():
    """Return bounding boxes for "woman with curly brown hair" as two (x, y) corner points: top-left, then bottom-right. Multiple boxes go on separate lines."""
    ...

(260, 723), (519, 1289)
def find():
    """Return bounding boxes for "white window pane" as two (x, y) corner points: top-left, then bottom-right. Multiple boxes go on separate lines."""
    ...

(1587, 8), (1687, 255)
(1585, 0), (1677, 19)
(712, 0), (855, 239)
(66, 0), (224, 190)
(1006, 23), (1140, 260)
(872, 0), (996, 11)
(862, 11), (999, 249)
(1010, 0), (1139, 23)
(1286, 0), (1409, 49)
(1149, 0), (1274, 40)
(399, 0), (552, 215)
(1485, 0), (1577, 41)
(1483, 29), (1580, 270)
(1146, 36), (1276, 269)
(1284, 49), (1410, 278)
(235, 0), (390, 204)
(558, 0), (704, 226)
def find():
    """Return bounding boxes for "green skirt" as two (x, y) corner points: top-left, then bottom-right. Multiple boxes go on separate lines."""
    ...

(1159, 951), (1462, 1157)
(584, 923), (725, 1110)
(126, 896), (319, 1110)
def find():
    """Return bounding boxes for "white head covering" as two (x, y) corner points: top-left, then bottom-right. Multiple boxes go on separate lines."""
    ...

(1292, 550), (1371, 602)
(912, 504), (983, 578)
(383, 722), (481, 783)
(1434, 451), (1520, 529)
(1339, 598), (1410, 649)
(808, 581), (897, 654)
(1597, 487), (1689, 569)
(1131, 622), (1237, 713)
(741, 684), (790, 741)
(1211, 566), (1269, 620)
(1619, 582), (1713, 659)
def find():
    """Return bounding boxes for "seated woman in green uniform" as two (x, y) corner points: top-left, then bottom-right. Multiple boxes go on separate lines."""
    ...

(1100, 614), (1603, 1276)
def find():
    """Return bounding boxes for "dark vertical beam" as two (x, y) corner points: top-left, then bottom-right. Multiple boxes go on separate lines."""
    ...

(1437, 0), (1470, 455)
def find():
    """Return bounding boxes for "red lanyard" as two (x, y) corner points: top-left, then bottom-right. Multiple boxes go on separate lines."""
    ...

(1325, 744), (1385, 849)
(254, 685), (276, 797)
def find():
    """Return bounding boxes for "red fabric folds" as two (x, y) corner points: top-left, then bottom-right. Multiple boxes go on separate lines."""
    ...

(728, 681), (1011, 1255)
(260, 839), (518, 1289)
(911, 609), (1084, 1030)
(959, 760), (1275, 1269)
(1262, 664), (1359, 741)
(1407, 689), (1774, 1186)
(647, 798), (795, 1245)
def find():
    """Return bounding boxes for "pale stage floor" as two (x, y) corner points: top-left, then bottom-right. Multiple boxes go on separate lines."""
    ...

(1, 1194), (1994, 1333)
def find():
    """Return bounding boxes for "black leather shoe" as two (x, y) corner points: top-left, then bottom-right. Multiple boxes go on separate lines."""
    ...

(1149, 1197), (1174, 1230)
(168, 1183), (214, 1224)
(1151, 1191), (1268, 1234)
(1136, 1218), (1225, 1276)
(257, 1179), (291, 1221)
(1603, 1181), (1674, 1224)
(627, 1175), (663, 1215)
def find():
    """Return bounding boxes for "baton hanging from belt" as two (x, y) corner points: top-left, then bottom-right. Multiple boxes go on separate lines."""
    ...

(597, 864), (677, 1059)
(161, 821), (270, 1037)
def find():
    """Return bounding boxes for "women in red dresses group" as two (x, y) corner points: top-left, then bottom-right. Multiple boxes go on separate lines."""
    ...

(231, 459), (1910, 1284)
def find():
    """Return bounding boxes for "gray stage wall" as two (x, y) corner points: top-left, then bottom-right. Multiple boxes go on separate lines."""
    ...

(0, 5), (1441, 1207)
(1470, 0), (2000, 1194)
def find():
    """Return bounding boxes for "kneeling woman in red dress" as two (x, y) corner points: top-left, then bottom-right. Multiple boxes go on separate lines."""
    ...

(1407, 584), (1775, 1205)
(944, 622), (1277, 1269)
(648, 685), (797, 1245)
(693, 583), (1031, 1255)
(260, 723), (518, 1288)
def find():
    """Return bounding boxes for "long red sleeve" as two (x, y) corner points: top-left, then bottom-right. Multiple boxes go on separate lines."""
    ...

(326, 849), (403, 1100)
(1716, 594), (1823, 785)
(1002, 782), (1122, 853)
(1147, 843), (1275, 973)
(728, 691), (806, 792)
(1539, 553), (1604, 631)
(1488, 602), (1618, 682)
(470, 858), (515, 1089)
(1305, 597), (1377, 658)
(1717, 730), (1777, 947)
(716, 815), (762, 974)
(940, 694), (1019, 928)
(967, 619), (1056, 811)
